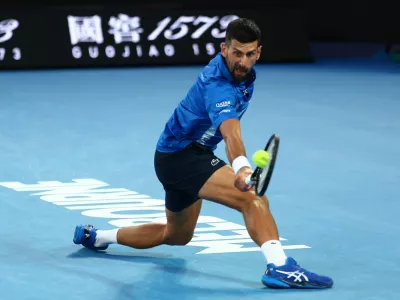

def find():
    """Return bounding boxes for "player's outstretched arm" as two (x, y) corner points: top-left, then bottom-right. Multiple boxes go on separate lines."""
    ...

(219, 118), (253, 192)
(220, 118), (246, 163)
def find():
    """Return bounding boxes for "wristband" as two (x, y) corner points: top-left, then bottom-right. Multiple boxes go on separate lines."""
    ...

(232, 156), (251, 174)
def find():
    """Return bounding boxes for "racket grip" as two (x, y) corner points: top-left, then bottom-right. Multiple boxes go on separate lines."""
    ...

(245, 174), (253, 185)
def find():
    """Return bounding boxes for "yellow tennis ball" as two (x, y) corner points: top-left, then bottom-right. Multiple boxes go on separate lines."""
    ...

(252, 150), (270, 168)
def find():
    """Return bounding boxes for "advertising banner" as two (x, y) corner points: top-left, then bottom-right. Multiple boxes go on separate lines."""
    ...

(0, 7), (311, 69)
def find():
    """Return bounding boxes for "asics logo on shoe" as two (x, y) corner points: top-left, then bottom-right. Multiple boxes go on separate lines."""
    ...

(276, 270), (309, 282)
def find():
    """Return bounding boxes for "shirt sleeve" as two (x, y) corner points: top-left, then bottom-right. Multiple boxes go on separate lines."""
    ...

(205, 81), (238, 130)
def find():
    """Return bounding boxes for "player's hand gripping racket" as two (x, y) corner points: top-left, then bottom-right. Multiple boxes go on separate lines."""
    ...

(245, 134), (280, 196)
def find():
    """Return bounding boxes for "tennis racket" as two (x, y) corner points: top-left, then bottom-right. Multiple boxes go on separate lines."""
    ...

(245, 134), (280, 196)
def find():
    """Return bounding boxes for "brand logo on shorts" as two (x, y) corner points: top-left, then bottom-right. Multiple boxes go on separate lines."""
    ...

(211, 158), (219, 166)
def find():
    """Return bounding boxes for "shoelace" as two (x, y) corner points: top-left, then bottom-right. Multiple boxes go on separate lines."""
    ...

(287, 260), (321, 278)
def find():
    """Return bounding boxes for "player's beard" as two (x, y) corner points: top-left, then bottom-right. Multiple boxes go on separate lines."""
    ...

(231, 62), (249, 82)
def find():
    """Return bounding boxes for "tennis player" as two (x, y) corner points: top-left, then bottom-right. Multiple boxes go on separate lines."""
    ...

(73, 18), (333, 289)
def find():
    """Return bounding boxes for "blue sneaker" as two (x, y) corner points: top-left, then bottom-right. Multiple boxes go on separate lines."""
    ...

(262, 257), (333, 289)
(73, 224), (108, 251)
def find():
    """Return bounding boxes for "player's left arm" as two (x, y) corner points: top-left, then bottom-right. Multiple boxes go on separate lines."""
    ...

(206, 83), (252, 191)
(220, 118), (246, 165)
(205, 82), (248, 164)
(225, 145), (234, 165)
(223, 107), (249, 164)
(219, 118), (253, 192)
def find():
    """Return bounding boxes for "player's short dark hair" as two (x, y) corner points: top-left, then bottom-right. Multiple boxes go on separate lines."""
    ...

(225, 18), (261, 46)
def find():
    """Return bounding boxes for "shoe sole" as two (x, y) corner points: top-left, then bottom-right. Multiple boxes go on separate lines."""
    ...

(262, 275), (333, 289)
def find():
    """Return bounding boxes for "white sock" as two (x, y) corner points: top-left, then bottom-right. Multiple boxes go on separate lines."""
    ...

(261, 240), (287, 266)
(94, 229), (119, 247)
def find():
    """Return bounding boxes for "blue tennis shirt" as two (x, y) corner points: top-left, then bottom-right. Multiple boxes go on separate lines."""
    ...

(156, 52), (257, 153)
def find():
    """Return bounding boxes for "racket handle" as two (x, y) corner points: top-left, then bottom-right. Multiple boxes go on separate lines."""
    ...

(245, 174), (253, 185)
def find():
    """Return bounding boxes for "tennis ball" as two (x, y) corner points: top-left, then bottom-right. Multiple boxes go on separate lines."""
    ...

(252, 150), (270, 168)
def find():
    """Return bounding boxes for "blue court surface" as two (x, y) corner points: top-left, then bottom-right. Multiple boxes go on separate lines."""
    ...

(1, 56), (399, 300)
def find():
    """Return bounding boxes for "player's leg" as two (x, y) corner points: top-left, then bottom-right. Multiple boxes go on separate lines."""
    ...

(198, 165), (283, 257)
(73, 198), (202, 249)
(73, 144), (210, 250)
(199, 164), (333, 289)
(117, 199), (202, 248)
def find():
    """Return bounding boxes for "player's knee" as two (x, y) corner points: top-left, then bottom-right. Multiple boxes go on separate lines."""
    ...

(164, 229), (194, 246)
(173, 234), (193, 246)
(238, 194), (269, 213)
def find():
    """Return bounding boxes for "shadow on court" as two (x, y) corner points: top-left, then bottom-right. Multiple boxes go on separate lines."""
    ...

(67, 248), (327, 298)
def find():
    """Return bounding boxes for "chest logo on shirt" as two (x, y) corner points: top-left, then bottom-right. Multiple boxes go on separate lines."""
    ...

(243, 89), (249, 97)
(216, 101), (231, 108)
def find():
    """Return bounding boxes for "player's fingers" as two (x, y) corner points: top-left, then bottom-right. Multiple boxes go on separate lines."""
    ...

(240, 183), (253, 192)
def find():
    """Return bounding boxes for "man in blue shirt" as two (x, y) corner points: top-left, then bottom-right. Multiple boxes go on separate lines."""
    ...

(156, 50), (254, 153)
(73, 18), (333, 289)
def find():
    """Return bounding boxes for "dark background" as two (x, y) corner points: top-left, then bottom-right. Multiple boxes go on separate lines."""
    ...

(4, 0), (398, 43)
(1, 0), (399, 69)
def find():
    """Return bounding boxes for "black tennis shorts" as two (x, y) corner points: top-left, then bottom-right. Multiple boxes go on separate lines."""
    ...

(154, 142), (227, 212)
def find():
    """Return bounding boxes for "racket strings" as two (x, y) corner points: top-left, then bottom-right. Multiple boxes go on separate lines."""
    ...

(255, 139), (277, 195)
(257, 153), (271, 188)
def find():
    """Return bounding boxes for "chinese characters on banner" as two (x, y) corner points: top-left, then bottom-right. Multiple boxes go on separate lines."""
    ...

(0, 11), (243, 68)
(67, 14), (239, 60)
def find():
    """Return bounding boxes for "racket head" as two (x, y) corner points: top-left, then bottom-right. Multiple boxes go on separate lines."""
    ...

(251, 134), (280, 196)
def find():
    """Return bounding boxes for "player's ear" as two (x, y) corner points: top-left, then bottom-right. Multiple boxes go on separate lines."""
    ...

(256, 45), (262, 60)
(221, 42), (228, 57)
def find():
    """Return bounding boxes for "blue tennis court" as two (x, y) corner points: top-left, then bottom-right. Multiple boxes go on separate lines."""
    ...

(1, 55), (399, 300)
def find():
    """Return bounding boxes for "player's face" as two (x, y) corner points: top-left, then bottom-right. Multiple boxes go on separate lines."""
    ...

(221, 39), (261, 82)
